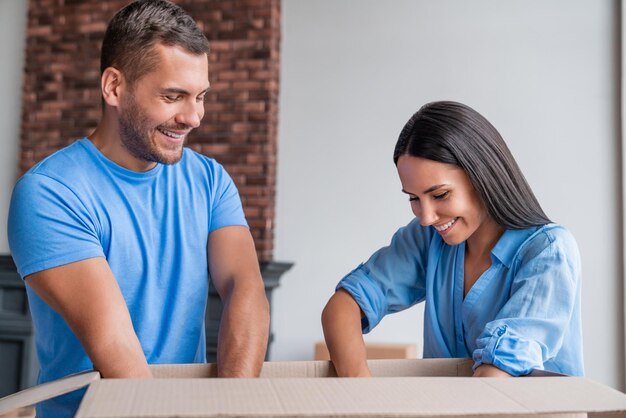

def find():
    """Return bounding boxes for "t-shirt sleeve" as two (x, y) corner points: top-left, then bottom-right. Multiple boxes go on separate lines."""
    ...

(471, 228), (581, 376)
(337, 218), (433, 333)
(208, 163), (248, 232)
(8, 173), (104, 278)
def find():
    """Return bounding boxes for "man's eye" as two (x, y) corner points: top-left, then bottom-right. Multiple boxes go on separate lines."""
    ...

(164, 95), (180, 102)
(433, 191), (449, 200)
(197, 95), (207, 103)
(409, 196), (419, 202)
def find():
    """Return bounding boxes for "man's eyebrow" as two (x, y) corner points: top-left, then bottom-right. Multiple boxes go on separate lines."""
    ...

(160, 87), (189, 95)
(160, 87), (210, 95)
(401, 184), (448, 195)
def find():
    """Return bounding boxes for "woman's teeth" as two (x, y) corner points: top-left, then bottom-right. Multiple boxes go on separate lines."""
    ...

(435, 218), (457, 232)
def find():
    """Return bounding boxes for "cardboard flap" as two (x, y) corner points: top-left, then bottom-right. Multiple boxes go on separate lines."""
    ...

(483, 377), (626, 414)
(149, 361), (335, 378)
(150, 363), (216, 378)
(261, 360), (337, 377)
(74, 377), (520, 417)
(368, 358), (474, 377)
(75, 376), (621, 417)
(149, 359), (475, 379)
(0, 370), (100, 415)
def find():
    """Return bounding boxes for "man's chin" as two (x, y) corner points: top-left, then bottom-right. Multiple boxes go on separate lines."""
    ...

(157, 149), (184, 165)
(155, 136), (187, 163)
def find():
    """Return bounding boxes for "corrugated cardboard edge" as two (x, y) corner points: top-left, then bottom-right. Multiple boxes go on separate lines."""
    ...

(0, 370), (100, 415)
(314, 341), (418, 361)
(0, 358), (583, 416)
(149, 360), (336, 378)
(482, 376), (626, 415)
(75, 376), (626, 418)
(149, 358), (475, 378)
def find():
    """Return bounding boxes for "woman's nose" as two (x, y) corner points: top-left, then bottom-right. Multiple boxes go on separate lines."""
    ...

(417, 202), (438, 227)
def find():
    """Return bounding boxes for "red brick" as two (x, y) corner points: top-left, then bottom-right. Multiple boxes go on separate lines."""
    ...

(20, 0), (281, 262)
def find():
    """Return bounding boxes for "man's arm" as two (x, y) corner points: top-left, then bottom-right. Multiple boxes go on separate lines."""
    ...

(25, 257), (151, 378)
(208, 226), (269, 377)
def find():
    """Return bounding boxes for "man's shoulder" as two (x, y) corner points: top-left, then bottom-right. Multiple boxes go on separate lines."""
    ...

(178, 147), (232, 181)
(180, 147), (221, 169)
(25, 138), (92, 184)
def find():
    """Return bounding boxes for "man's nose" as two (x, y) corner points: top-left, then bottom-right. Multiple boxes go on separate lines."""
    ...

(176, 102), (203, 129)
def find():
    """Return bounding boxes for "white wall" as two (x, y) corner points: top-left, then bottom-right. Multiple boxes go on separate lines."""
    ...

(0, 0), (622, 392)
(0, 0), (27, 253)
(273, 0), (625, 390)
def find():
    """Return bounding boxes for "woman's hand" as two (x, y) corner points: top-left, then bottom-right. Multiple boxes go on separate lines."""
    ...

(473, 364), (512, 377)
(321, 289), (371, 377)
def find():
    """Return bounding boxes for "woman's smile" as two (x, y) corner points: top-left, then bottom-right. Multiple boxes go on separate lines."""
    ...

(434, 217), (458, 235)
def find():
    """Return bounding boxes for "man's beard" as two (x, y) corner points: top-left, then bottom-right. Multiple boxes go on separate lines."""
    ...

(118, 96), (187, 166)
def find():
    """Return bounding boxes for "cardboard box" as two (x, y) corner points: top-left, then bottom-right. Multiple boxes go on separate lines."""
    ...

(1, 359), (625, 417)
(314, 341), (417, 360)
(0, 406), (35, 418)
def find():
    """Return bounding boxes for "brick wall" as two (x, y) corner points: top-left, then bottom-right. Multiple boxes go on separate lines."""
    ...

(20, 0), (280, 262)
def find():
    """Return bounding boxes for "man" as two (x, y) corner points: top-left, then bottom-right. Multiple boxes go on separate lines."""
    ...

(8, 1), (269, 416)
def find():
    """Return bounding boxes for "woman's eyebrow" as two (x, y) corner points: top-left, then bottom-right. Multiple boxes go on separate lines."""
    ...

(401, 184), (448, 195)
(423, 184), (448, 194)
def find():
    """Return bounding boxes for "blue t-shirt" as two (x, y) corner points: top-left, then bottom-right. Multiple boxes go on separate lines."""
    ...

(338, 218), (583, 376)
(8, 138), (248, 416)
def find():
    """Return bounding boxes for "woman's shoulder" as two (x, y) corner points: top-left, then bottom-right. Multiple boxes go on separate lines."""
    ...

(513, 223), (580, 267)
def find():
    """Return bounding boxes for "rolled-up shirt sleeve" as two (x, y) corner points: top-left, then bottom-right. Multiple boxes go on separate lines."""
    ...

(337, 218), (433, 333)
(472, 230), (581, 376)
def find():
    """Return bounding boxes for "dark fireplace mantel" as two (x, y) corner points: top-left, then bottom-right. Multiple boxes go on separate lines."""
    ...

(0, 256), (37, 397)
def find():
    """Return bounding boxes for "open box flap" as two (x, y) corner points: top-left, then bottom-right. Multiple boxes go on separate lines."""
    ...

(74, 376), (626, 418)
(148, 358), (475, 378)
(0, 370), (100, 415)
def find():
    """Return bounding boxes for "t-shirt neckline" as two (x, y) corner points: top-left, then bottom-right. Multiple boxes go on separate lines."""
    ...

(79, 137), (164, 180)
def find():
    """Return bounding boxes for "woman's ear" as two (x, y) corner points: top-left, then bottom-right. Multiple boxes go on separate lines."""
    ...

(101, 67), (125, 107)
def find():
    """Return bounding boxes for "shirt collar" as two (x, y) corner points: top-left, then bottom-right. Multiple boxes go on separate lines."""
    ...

(490, 226), (541, 268)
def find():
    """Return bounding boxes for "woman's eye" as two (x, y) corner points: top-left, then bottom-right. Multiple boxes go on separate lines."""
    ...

(433, 191), (449, 200)
(409, 196), (419, 202)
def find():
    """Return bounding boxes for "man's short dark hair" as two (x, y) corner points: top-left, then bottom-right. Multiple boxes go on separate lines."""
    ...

(101, 0), (209, 85)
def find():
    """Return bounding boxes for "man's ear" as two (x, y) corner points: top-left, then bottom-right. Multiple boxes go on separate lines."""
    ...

(101, 67), (126, 107)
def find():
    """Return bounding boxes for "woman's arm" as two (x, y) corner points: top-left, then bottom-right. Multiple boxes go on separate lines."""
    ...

(322, 219), (432, 377)
(472, 227), (582, 376)
(473, 364), (512, 377)
(322, 289), (371, 377)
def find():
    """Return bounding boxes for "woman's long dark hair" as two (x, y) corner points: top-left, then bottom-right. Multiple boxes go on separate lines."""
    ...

(394, 101), (551, 229)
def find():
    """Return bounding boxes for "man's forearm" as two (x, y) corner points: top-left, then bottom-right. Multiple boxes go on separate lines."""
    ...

(88, 329), (152, 378)
(24, 259), (152, 379)
(216, 281), (270, 377)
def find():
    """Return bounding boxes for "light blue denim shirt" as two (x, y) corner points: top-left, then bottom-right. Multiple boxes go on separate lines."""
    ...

(337, 218), (583, 376)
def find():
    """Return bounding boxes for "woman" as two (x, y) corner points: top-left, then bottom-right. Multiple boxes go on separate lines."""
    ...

(321, 101), (583, 377)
